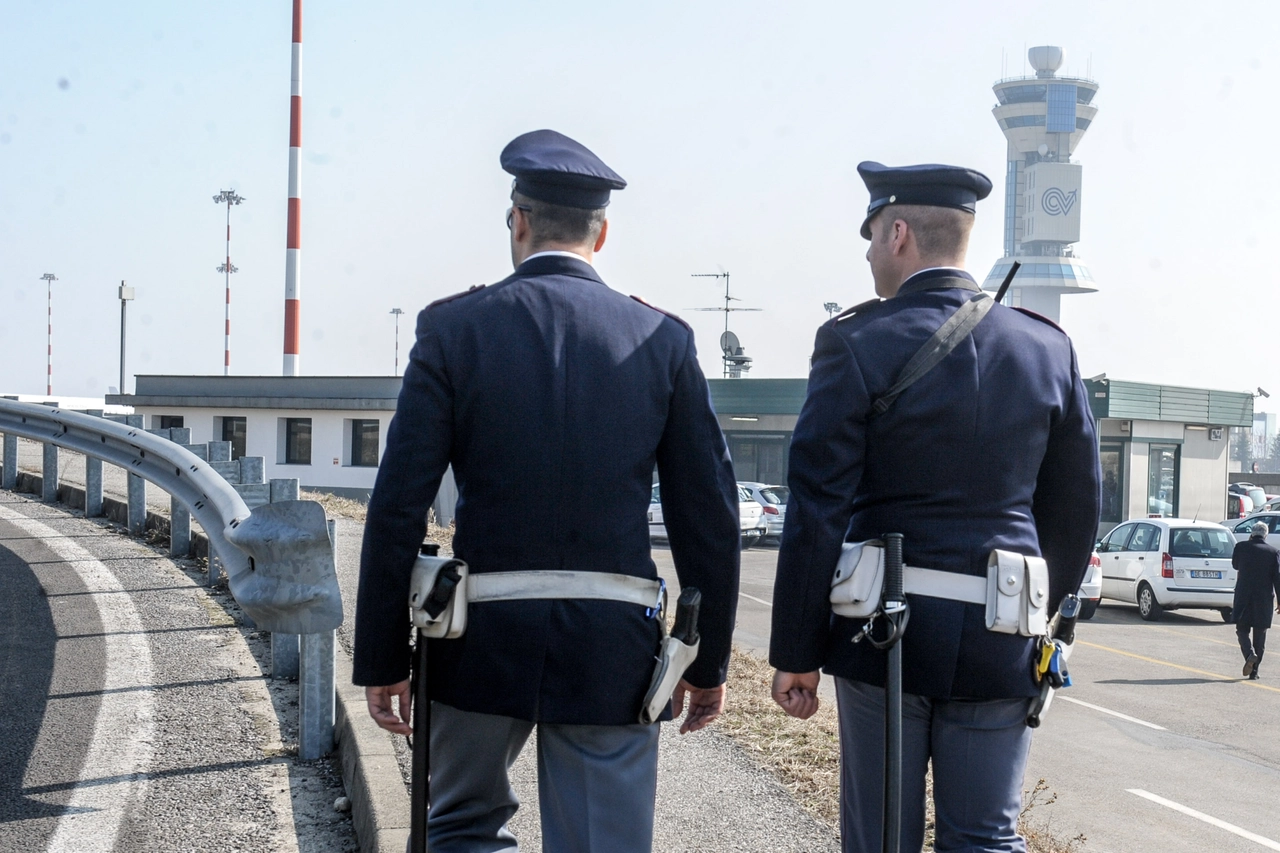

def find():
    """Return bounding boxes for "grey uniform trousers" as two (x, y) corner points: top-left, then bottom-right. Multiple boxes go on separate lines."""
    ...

(835, 677), (1034, 853)
(427, 701), (660, 853)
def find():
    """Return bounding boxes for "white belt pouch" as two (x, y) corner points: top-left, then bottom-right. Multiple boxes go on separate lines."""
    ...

(985, 549), (1050, 636)
(830, 541), (1050, 637)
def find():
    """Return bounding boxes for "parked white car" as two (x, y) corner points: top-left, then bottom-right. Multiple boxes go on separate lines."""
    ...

(1077, 551), (1102, 620)
(1221, 512), (1280, 548)
(1096, 519), (1236, 621)
(648, 483), (768, 548)
(739, 482), (789, 540)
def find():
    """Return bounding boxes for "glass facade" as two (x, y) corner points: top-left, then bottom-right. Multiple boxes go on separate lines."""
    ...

(1046, 84), (1078, 132)
(1099, 444), (1124, 524)
(1147, 444), (1179, 518)
(1000, 114), (1046, 130)
(985, 260), (1095, 283)
(996, 84), (1047, 105)
(1004, 160), (1019, 257)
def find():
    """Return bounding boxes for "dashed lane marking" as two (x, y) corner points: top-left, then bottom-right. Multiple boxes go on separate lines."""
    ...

(1056, 696), (1166, 730)
(1128, 789), (1280, 851)
(0, 505), (157, 853)
(1079, 640), (1280, 694)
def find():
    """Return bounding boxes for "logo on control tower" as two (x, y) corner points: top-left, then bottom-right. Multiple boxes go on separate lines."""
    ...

(1041, 187), (1078, 216)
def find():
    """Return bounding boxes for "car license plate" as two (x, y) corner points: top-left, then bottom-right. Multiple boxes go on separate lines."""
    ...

(1190, 570), (1221, 579)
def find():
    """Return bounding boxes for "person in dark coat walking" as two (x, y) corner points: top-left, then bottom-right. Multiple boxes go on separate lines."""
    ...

(1231, 521), (1280, 680)
(353, 130), (742, 852)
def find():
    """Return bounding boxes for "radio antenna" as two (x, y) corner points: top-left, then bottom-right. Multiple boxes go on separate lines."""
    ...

(691, 269), (761, 377)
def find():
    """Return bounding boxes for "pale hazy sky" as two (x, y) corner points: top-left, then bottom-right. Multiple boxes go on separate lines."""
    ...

(2, 1), (1278, 411)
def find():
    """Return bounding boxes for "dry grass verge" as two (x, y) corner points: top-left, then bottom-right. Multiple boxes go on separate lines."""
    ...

(300, 489), (456, 552)
(717, 648), (1085, 852)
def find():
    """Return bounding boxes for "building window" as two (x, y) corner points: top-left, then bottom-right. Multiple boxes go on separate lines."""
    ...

(726, 433), (790, 484)
(220, 416), (247, 461)
(157, 415), (185, 429)
(350, 420), (380, 467)
(283, 418), (312, 465)
(1147, 444), (1179, 518)
(1099, 443), (1125, 524)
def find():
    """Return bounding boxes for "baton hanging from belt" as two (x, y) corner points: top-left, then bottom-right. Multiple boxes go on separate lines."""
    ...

(409, 542), (464, 853)
(877, 533), (908, 853)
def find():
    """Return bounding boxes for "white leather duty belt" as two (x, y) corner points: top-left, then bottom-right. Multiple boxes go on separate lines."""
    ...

(900, 565), (985, 604)
(467, 570), (664, 609)
(409, 557), (666, 640)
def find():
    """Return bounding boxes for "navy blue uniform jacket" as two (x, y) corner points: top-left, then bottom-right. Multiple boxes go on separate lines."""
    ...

(353, 254), (741, 725)
(1232, 538), (1280, 629)
(770, 271), (1101, 699)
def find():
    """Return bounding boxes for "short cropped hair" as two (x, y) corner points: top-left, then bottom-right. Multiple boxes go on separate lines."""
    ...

(512, 190), (606, 247)
(878, 204), (975, 261)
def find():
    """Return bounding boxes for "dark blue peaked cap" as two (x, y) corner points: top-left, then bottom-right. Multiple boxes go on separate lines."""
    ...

(501, 129), (626, 210)
(857, 161), (993, 240)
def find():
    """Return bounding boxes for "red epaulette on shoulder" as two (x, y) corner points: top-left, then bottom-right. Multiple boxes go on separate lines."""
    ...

(1012, 306), (1066, 333)
(835, 298), (884, 323)
(427, 283), (486, 310)
(630, 295), (691, 330)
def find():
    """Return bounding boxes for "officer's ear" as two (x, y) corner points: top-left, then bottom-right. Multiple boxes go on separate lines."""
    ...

(593, 219), (608, 253)
(889, 218), (912, 256)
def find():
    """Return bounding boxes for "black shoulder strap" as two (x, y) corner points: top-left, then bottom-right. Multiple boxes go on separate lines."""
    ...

(869, 293), (995, 418)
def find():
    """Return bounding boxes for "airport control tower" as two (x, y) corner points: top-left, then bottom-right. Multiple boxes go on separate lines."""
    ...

(981, 46), (1099, 323)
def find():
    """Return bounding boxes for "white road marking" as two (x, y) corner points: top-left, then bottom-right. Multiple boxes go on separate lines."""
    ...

(0, 505), (156, 853)
(1128, 789), (1280, 851)
(1057, 696), (1166, 730)
(739, 592), (773, 607)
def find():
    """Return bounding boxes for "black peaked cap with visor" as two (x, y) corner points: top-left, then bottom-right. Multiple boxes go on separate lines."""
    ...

(857, 161), (993, 240)
(501, 129), (626, 210)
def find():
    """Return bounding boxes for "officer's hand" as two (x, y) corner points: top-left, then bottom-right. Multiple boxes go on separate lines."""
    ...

(772, 670), (821, 719)
(672, 679), (725, 734)
(366, 680), (413, 736)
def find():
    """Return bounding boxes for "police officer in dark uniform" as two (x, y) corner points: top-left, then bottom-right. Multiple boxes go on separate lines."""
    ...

(1231, 521), (1280, 680)
(769, 162), (1101, 853)
(353, 129), (741, 852)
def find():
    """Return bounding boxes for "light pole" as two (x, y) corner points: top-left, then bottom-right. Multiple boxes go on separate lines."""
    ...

(213, 189), (244, 375)
(41, 273), (57, 395)
(118, 281), (135, 394)
(390, 308), (405, 376)
(824, 301), (843, 319)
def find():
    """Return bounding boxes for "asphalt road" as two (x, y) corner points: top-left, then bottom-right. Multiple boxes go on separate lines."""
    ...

(0, 491), (356, 852)
(654, 542), (1280, 852)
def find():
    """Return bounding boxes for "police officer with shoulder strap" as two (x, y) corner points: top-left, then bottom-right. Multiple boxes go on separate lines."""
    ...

(769, 162), (1100, 853)
(353, 129), (741, 853)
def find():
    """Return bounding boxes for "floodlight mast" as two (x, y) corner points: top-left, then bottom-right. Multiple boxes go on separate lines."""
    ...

(824, 302), (843, 319)
(691, 270), (761, 377)
(41, 273), (57, 394)
(213, 189), (244, 375)
(390, 308), (405, 376)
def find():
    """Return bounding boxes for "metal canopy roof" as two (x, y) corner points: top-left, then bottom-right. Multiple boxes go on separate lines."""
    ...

(1086, 379), (1253, 427)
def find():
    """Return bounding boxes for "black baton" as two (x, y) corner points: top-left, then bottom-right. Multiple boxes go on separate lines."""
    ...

(881, 533), (906, 853)
(993, 261), (1021, 305)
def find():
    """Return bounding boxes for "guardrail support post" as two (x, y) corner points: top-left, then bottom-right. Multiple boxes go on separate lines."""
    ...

(2, 433), (15, 490)
(42, 442), (58, 502)
(272, 632), (300, 680)
(298, 629), (336, 759)
(127, 473), (146, 535)
(298, 516), (338, 759)
(84, 410), (104, 517)
(170, 495), (191, 557)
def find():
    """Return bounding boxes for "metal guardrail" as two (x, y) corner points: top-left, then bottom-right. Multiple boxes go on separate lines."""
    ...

(0, 398), (342, 757)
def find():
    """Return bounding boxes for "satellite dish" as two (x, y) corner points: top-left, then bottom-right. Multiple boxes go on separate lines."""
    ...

(1037, 143), (1049, 156)
(720, 331), (741, 355)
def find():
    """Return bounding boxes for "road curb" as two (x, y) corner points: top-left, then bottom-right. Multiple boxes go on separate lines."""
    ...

(334, 648), (411, 853)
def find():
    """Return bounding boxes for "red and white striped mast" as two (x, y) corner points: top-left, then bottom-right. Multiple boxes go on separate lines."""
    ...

(283, 0), (303, 376)
(41, 273), (57, 395)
